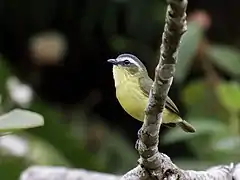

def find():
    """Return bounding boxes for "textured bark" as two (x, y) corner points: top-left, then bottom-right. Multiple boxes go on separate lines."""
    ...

(20, 166), (121, 180)
(20, 164), (240, 180)
(121, 158), (240, 180)
(129, 0), (189, 179)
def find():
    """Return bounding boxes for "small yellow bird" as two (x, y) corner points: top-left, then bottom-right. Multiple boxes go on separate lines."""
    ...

(108, 53), (195, 133)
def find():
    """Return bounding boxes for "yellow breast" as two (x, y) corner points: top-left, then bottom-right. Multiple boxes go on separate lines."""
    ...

(112, 66), (147, 121)
(112, 66), (180, 123)
(116, 77), (148, 121)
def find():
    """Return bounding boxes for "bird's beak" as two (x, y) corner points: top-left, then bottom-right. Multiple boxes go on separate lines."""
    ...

(107, 59), (117, 65)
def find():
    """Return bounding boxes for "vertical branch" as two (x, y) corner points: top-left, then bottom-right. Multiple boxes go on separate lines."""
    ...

(135, 0), (187, 174)
(121, 0), (240, 179)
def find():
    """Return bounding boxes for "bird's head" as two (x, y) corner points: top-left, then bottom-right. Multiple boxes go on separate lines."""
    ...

(107, 53), (147, 86)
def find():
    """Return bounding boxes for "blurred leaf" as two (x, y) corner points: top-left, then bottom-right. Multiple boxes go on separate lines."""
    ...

(181, 80), (225, 119)
(28, 100), (100, 171)
(68, 112), (137, 173)
(216, 81), (240, 112)
(175, 22), (204, 83)
(162, 118), (226, 145)
(151, 1), (167, 23)
(181, 80), (208, 117)
(207, 135), (240, 162)
(27, 133), (71, 165)
(0, 133), (69, 166)
(0, 134), (69, 180)
(213, 136), (240, 152)
(206, 45), (240, 77)
(0, 109), (44, 133)
(182, 80), (206, 107)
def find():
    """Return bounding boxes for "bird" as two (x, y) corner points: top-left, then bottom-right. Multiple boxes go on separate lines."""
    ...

(107, 53), (196, 133)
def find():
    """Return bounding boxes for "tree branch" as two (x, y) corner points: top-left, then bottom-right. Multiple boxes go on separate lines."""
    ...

(128, 0), (188, 179)
(121, 155), (240, 180)
(20, 166), (121, 180)
(20, 164), (240, 180)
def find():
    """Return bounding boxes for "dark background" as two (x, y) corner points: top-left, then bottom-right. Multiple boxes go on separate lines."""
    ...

(0, 0), (240, 179)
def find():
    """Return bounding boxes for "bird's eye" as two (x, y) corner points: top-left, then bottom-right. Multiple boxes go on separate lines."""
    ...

(123, 60), (130, 65)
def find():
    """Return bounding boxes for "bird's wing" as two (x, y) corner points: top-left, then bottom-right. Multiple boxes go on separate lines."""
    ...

(138, 75), (180, 115)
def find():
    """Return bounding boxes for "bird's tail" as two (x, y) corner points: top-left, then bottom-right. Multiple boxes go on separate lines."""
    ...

(178, 120), (196, 133)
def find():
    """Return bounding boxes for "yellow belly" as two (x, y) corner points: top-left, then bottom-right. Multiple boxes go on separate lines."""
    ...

(116, 79), (180, 124)
(117, 81), (147, 121)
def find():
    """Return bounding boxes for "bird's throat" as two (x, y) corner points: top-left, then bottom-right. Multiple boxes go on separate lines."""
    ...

(112, 66), (133, 87)
(112, 66), (147, 121)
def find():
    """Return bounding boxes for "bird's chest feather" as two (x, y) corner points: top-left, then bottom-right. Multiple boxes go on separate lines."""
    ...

(116, 77), (148, 121)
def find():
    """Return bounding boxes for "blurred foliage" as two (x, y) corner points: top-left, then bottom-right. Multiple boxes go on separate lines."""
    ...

(0, 109), (43, 134)
(0, 54), (138, 179)
(175, 22), (204, 84)
(206, 45), (240, 77)
(163, 19), (240, 169)
(0, 1), (240, 180)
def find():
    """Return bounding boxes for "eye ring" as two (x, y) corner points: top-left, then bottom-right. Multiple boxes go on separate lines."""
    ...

(123, 60), (130, 65)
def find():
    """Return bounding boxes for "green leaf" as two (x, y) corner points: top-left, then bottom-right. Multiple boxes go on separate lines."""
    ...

(216, 81), (240, 112)
(206, 45), (240, 76)
(182, 80), (206, 107)
(29, 100), (101, 171)
(181, 80), (209, 117)
(27, 134), (71, 166)
(0, 109), (44, 133)
(181, 80), (226, 119)
(175, 22), (204, 83)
